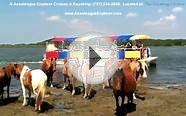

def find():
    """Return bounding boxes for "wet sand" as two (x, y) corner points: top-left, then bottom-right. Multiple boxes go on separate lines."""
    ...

(0, 84), (186, 116)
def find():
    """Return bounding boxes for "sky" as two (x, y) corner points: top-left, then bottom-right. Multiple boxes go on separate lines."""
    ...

(0, 0), (186, 44)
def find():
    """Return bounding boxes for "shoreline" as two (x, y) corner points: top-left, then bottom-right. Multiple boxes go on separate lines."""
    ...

(1, 84), (186, 116)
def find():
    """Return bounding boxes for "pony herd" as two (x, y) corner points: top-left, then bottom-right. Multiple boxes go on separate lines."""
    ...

(0, 59), (55, 111)
(0, 58), (148, 114)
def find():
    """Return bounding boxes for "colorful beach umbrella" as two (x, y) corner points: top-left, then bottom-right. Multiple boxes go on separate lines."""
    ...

(64, 37), (77, 43)
(51, 37), (65, 42)
(130, 34), (151, 40)
(117, 35), (134, 41)
(100, 35), (118, 41)
(75, 34), (102, 42)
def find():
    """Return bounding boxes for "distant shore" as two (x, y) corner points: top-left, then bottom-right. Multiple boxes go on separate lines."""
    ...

(1, 39), (186, 48)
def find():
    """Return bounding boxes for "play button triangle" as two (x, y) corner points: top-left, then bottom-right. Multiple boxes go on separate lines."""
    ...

(89, 46), (101, 69)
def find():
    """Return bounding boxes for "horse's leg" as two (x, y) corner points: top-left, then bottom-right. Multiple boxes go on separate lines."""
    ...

(133, 93), (137, 100)
(50, 72), (53, 87)
(37, 92), (43, 111)
(127, 93), (133, 103)
(71, 76), (76, 95)
(62, 75), (66, 89)
(35, 94), (39, 111)
(103, 80), (109, 89)
(22, 90), (27, 106)
(46, 73), (50, 87)
(28, 90), (31, 105)
(114, 91), (119, 109)
(0, 87), (3, 100)
(83, 83), (88, 98)
(33, 90), (39, 111)
(7, 85), (9, 99)
(1, 91), (3, 100)
(121, 94), (125, 105)
(21, 83), (27, 106)
(63, 75), (68, 90)
(108, 78), (112, 87)
(88, 84), (93, 99)
(7, 78), (11, 99)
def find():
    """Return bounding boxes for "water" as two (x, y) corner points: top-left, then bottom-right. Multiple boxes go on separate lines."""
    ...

(0, 47), (45, 97)
(148, 47), (186, 86)
(0, 47), (186, 91)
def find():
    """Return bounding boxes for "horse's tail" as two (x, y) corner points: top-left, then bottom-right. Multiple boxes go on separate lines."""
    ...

(36, 79), (47, 111)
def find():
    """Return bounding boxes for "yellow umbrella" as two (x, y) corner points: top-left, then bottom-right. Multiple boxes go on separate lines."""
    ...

(130, 34), (151, 40)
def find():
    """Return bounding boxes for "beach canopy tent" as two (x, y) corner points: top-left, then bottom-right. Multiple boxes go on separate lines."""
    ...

(101, 35), (134, 42)
(117, 35), (134, 41)
(51, 37), (77, 43)
(130, 34), (151, 40)
(50, 34), (150, 43)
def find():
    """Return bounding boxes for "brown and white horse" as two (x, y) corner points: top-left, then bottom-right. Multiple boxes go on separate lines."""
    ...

(42, 58), (56, 87)
(112, 59), (142, 112)
(14, 64), (47, 111)
(0, 64), (16, 100)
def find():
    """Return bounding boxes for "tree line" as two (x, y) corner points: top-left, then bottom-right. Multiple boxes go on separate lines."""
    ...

(0, 39), (186, 48)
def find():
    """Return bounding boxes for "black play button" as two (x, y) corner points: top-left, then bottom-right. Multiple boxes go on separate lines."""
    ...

(89, 46), (101, 69)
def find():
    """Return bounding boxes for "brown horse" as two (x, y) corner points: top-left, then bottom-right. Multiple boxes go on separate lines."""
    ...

(112, 59), (138, 113)
(0, 64), (16, 100)
(42, 58), (56, 87)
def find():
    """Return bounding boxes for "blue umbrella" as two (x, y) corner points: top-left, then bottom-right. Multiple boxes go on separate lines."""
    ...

(64, 37), (77, 43)
(117, 35), (134, 41)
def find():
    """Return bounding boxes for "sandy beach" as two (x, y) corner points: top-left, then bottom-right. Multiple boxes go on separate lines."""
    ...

(0, 83), (186, 116)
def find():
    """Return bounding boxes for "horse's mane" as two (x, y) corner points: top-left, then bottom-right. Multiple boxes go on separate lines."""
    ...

(42, 59), (50, 71)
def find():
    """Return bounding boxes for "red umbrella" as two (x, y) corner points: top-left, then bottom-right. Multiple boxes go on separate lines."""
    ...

(51, 37), (65, 42)
(101, 35), (118, 41)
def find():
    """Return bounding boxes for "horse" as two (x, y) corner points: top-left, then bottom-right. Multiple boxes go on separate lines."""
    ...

(81, 60), (94, 99)
(14, 64), (47, 111)
(62, 58), (70, 89)
(129, 60), (148, 81)
(62, 58), (79, 95)
(42, 58), (56, 87)
(139, 60), (148, 78)
(112, 59), (138, 113)
(0, 64), (16, 100)
(63, 58), (94, 98)
(103, 58), (118, 89)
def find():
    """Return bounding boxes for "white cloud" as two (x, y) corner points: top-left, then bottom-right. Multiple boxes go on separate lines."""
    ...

(44, 14), (93, 33)
(46, 15), (61, 21)
(126, 12), (138, 18)
(67, 19), (92, 30)
(163, 14), (176, 21)
(158, 9), (163, 13)
(172, 7), (183, 13)
(144, 14), (176, 27)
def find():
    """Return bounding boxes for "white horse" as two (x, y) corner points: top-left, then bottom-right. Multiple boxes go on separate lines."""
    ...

(15, 64), (47, 111)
